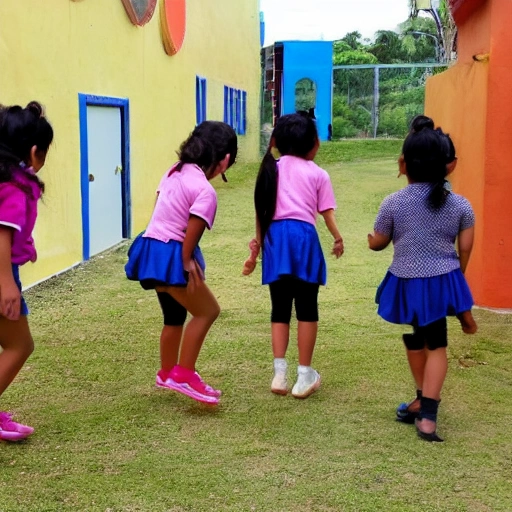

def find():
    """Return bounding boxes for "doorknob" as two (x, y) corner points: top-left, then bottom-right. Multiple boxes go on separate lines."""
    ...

(89, 174), (95, 182)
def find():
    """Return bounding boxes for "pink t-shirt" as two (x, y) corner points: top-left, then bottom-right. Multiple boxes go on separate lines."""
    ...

(0, 168), (42, 265)
(144, 163), (217, 243)
(273, 155), (337, 225)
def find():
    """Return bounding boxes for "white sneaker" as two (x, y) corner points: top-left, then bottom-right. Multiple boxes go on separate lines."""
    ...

(292, 366), (321, 398)
(271, 358), (288, 395)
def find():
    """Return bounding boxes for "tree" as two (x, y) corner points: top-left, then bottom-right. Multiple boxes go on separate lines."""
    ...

(333, 49), (377, 66)
(340, 31), (363, 50)
(369, 30), (406, 63)
(409, 0), (457, 62)
(400, 17), (439, 62)
(333, 34), (378, 66)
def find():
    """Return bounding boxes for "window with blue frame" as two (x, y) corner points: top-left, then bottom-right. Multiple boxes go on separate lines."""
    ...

(223, 86), (247, 135)
(196, 76), (207, 124)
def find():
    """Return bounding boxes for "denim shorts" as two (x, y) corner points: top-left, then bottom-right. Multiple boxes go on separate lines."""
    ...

(11, 264), (29, 316)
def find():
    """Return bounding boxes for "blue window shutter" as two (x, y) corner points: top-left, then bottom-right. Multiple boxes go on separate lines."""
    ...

(236, 89), (242, 134)
(202, 79), (207, 122)
(242, 91), (247, 134)
(229, 88), (234, 128)
(195, 76), (201, 125)
(224, 86), (228, 123)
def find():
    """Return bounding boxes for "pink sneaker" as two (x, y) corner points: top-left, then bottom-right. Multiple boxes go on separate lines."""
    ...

(156, 369), (172, 389)
(156, 369), (221, 397)
(192, 371), (222, 398)
(157, 366), (220, 405)
(0, 412), (34, 441)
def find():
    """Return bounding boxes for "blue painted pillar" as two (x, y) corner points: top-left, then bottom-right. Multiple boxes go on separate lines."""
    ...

(281, 41), (333, 141)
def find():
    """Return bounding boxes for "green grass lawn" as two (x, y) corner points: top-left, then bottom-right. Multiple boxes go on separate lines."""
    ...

(1, 140), (511, 511)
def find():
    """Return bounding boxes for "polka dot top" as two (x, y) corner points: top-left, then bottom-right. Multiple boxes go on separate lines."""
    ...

(374, 183), (475, 278)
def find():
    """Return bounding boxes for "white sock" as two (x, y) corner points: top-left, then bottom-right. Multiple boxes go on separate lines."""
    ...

(297, 365), (312, 375)
(274, 358), (287, 372)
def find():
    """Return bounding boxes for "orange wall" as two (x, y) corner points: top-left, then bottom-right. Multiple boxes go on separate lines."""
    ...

(425, 61), (488, 303)
(426, 0), (512, 308)
(480, 0), (512, 306)
(456, 1), (491, 64)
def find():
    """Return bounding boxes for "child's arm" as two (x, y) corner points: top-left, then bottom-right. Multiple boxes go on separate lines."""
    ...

(457, 226), (474, 273)
(320, 208), (344, 258)
(182, 215), (207, 288)
(368, 231), (391, 251)
(242, 217), (262, 276)
(0, 226), (21, 321)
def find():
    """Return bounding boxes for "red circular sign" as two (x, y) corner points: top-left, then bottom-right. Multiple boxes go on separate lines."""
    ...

(160, 0), (186, 55)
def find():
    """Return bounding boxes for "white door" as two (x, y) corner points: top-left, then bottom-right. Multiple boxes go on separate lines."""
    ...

(86, 106), (123, 256)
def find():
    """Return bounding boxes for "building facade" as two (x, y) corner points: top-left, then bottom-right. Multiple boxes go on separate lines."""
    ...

(0, 0), (261, 286)
(425, 0), (512, 309)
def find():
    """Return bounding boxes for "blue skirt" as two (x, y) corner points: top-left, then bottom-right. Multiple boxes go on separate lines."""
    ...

(12, 264), (29, 316)
(376, 269), (474, 327)
(262, 219), (326, 285)
(125, 233), (205, 289)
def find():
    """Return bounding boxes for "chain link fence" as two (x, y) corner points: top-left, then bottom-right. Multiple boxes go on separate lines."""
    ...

(260, 60), (447, 152)
(332, 64), (447, 139)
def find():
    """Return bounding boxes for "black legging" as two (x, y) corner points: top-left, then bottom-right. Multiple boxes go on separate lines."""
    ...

(403, 318), (448, 351)
(269, 278), (320, 323)
(157, 292), (187, 326)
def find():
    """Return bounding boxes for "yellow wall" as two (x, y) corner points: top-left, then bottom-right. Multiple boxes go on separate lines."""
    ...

(0, 0), (261, 287)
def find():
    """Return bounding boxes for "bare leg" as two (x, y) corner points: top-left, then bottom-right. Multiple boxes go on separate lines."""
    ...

(457, 310), (477, 334)
(422, 347), (447, 401)
(271, 323), (290, 358)
(0, 316), (34, 397)
(157, 281), (220, 371)
(417, 347), (448, 433)
(297, 321), (318, 366)
(160, 325), (183, 373)
(406, 349), (426, 390)
(404, 348), (426, 413)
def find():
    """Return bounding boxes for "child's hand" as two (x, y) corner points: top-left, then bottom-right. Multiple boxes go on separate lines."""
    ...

(242, 259), (257, 275)
(242, 239), (260, 276)
(332, 238), (344, 259)
(0, 278), (21, 321)
(184, 259), (204, 294)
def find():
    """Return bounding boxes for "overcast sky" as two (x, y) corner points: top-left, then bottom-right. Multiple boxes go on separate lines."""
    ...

(260, 0), (411, 46)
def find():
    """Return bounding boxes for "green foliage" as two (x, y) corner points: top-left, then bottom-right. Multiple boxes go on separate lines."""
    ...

(333, 40), (353, 54)
(339, 30), (363, 50)
(378, 105), (409, 137)
(369, 30), (407, 63)
(332, 116), (359, 139)
(294, 78), (316, 112)
(333, 20), (439, 67)
(331, 22), (448, 140)
(333, 50), (377, 66)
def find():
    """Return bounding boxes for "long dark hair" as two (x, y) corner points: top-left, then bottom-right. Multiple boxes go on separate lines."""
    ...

(176, 121), (237, 176)
(402, 128), (450, 209)
(0, 101), (54, 196)
(254, 113), (318, 243)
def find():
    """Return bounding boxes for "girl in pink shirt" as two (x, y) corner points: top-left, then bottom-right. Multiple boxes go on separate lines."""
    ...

(126, 121), (237, 406)
(0, 102), (54, 441)
(244, 113), (344, 399)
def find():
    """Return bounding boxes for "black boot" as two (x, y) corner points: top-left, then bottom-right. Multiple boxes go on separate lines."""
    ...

(416, 397), (443, 442)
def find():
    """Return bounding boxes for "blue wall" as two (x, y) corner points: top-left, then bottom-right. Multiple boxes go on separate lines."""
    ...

(281, 41), (333, 141)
